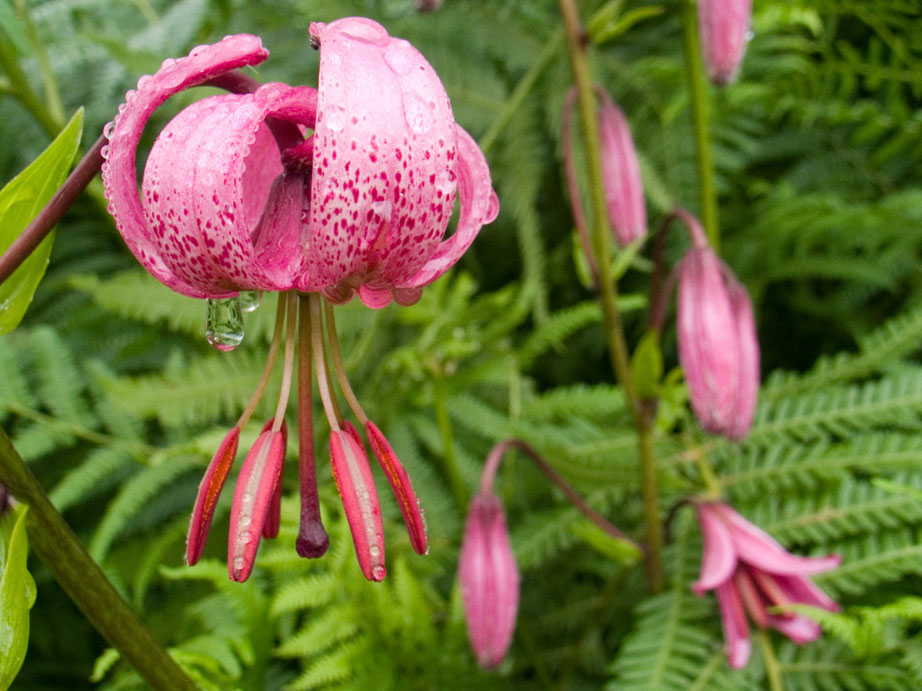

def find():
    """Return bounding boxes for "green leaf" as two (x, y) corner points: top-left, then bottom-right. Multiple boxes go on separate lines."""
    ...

(569, 520), (642, 566)
(0, 108), (84, 335)
(631, 330), (663, 399)
(0, 504), (36, 689)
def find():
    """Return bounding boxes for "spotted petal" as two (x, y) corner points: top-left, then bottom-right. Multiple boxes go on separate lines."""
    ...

(142, 83), (317, 294)
(101, 35), (270, 298)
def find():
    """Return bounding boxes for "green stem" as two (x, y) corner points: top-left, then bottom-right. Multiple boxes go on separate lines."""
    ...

(0, 36), (63, 137)
(757, 629), (784, 691)
(430, 368), (468, 511)
(479, 29), (564, 156)
(680, 0), (719, 249)
(557, 0), (664, 592)
(0, 425), (197, 691)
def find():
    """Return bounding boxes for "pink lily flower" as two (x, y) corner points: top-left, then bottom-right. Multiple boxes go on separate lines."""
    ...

(677, 217), (759, 440)
(458, 492), (519, 669)
(101, 19), (498, 582)
(693, 501), (841, 669)
(698, 0), (752, 86)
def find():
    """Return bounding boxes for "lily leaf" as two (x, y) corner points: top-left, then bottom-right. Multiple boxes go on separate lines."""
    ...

(0, 108), (84, 335)
(0, 503), (37, 689)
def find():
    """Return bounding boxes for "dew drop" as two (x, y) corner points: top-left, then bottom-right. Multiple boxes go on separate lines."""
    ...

(205, 297), (244, 351)
(338, 18), (389, 45)
(370, 200), (393, 220)
(137, 74), (152, 89)
(233, 556), (245, 571)
(103, 122), (115, 139)
(323, 105), (347, 133)
(384, 42), (415, 75)
(240, 530), (252, 543)
(239, 515), (251, 528)
(403, 92), (434, 135)
(372, 565), (386, 580)
(238, 290), (263, 313)
(369, 545), (381, 557)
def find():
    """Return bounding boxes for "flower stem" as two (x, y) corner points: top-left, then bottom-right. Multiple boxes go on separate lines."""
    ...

(482, 439), (642, 552)
(431, 367), (468, 512)
(757, 629), (784, 691)
(0, 134), (105, 286)
(680, 0), (720, 250)
(0, 425), (197, 691)
(557, 0), (664, 592)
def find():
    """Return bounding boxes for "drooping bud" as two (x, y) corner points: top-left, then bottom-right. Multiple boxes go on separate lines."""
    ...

(598, 90), (646, 246)
(458, 492), (519, 669)
(330, 424), (386, 582)
(698, 0), (752, 86)
(677, 242), (759, 440)
(227, 421), (287, 582)
(365, 420), (428, 556)
(186, 426), (240, 565)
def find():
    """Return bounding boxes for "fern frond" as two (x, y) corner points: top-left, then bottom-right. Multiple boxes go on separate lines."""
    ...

(813, 528), (922, 598)
(89, 453), (199, 561)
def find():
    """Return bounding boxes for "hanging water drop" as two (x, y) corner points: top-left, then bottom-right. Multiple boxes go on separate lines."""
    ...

(238, 291), (263, 313)
(205, 297), (245, 351)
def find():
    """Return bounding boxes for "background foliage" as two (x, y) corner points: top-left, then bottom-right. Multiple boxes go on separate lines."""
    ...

(4, 0), (922, 689)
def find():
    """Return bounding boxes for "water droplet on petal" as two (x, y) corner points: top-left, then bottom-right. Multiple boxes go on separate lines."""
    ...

(233, 556), (245, 571)
(403, 92), (434, 135)
(240, 530), (252, 543)
(323, 105), (347, 132)
(238, 291), (263, 313)
(372, 565), (386, 580)
(384, 42), (415, 75)
(370, 200), (393, 221)
(338, 18), (389, 45)
(205, 298), (245, 351)
(370, 545), (381, 557)
(103, 122), (114, 139)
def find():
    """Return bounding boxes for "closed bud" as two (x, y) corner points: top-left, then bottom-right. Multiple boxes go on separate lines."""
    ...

(458, 492), (519, 669)
(598, 91), (646, 246)
(677, 245), (759, 440)
(698, 0), (752, 86)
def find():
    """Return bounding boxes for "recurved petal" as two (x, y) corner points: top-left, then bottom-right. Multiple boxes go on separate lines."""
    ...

(365, 420), (428, 555)
(459, 492), (519, 669)
(715, 581), (751, 669)
(716, 504), (842, 576)
(101, 35), (270, 298)
(330, 427), (386, 581)
(767, 614), (821, 645)
(142, 84), (317, 294)
(186, 426), (240, 566)
(304, 18), (461, 295)
(227, 422), (286, 582)
(773, 573), (841, 612)
(692, 502), (737, 595)
(399, 124), (499, 293)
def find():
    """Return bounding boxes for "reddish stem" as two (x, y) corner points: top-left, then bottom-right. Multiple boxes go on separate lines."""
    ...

(480, 439), (641, 550)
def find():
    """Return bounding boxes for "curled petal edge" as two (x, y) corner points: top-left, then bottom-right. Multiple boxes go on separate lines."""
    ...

(101, 34), (270, 298)
(399, 124), (499, 291)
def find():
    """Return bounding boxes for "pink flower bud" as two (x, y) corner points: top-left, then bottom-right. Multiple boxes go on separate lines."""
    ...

(677, 243), (759, 440)
(598, 91), (646, 246)
(458, 492), (519, 669)
(698, 0), (752, 86)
